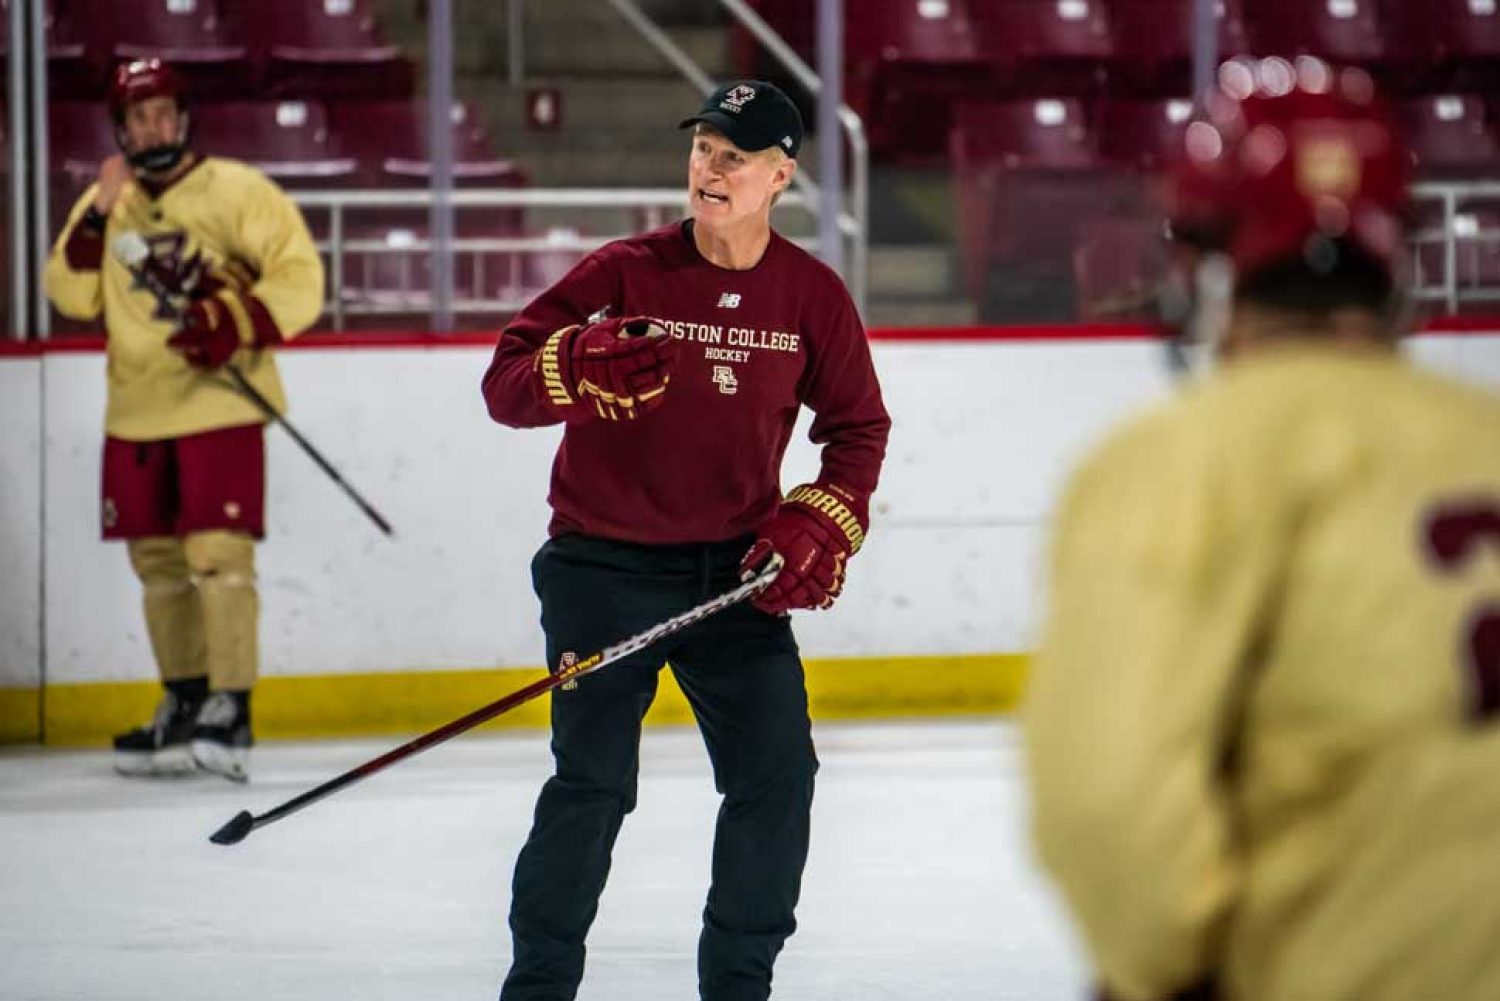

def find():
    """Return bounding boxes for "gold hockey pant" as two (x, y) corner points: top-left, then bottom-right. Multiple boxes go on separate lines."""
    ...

(126, 530), (258, 691)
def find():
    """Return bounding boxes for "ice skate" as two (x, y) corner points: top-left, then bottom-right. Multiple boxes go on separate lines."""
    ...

(190, 691), (253, 783)
(113, 688), (202, 777)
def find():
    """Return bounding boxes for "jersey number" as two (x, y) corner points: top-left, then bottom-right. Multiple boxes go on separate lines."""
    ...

(1424, 500), (1500, 721)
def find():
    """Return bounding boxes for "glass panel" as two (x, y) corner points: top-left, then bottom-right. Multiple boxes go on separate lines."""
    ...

(24, 1), (1500, 334)
(2, 0), (14, 339)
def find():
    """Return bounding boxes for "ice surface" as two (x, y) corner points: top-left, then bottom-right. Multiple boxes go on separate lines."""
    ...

(0, 720), (1087, 1000)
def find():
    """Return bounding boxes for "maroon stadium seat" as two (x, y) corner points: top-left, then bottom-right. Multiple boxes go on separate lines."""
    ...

(1097, 97), (1195, 170)
(45, 104), (116, 335)
(1, 0), (95, 99)
(848, 0), (987, 160)
(222, 0), (414, 100)
(192, 100), (358, 188)
(1243, 0), (1404, 82)
(1389, 0), (1500, 93)
(843, 0), (981, 65)
(951, 98), (1100, 171)
(737, 0), (985, 159)
(48, 102), (116, 203)
(326, 100), (527, 327)
(969, 0), (1115, 96)
(328, 100), (523, 188)
(66, 0), (255, 100)
(1400, 95), (1500, 178)
(1109, 0), (1250, 95)
(950, 99), (1134, 319)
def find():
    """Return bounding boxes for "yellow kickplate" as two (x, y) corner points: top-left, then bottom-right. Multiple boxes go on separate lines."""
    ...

(11, 653), (1030, 747)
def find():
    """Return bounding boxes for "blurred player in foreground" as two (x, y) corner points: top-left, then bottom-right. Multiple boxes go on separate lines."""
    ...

(481, 80), (890, 1000)
(1025, 56), (1500, 1001)
(44, 58), (324, 781)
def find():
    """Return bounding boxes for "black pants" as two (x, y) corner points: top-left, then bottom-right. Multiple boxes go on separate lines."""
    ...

(500, 534), (818, 1001)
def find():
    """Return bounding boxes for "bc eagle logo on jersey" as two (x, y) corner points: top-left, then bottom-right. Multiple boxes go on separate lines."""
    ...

(125, 232), (260, 321)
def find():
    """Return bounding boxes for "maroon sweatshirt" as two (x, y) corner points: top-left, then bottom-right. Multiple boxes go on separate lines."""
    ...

(481, 221), (891, 546)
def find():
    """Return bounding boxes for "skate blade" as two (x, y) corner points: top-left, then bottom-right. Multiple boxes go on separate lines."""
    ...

(114, 745), (197, 778)
(191, 740), (250, 784)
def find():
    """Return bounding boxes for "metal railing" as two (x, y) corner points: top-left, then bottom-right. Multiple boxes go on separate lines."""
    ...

(600, 0), (869, 313)
(291, 187), (825, 327)
(717, 0), (868, 309)
(1409, 181), (1500, 314)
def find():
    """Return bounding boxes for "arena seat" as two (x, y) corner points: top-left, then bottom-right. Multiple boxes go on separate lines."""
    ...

(48, 101), (116, 201)
(1244, 0), (1408, 85)
(328, 100), (524, 188)
(1389, 0), (1500, 93)
(950, 99), (1136, 320)
(847, 0), (987, 160)
(1401, 94), (1500, 178)
(1108, 0), (1250, 95)
(192, 100), (358, 188)
(223, 0), (414, 100)
(969, 0), (1115, 96)
(1097, 96), (1195, 170)
(326, 102), (527, 327)
(66, 0), (255, 100)
(0, 0), (96, 99)
(951, 98), (1100, 172)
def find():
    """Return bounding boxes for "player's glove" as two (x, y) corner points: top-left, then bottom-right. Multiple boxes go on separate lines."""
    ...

(167, 289), (280, 370)
(739, 482), (868, 615)
(535, 316), (677, 421)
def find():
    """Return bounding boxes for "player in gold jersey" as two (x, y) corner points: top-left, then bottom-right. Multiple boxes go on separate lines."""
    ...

(1025, 57), (1500, 1001)
(44, 59), (324, 782)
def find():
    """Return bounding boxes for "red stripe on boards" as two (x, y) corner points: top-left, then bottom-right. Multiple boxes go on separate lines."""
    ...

(4, 320), (1498, 355)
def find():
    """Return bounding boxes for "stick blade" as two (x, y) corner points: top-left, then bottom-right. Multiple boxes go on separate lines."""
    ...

(209, 810), (256, 846)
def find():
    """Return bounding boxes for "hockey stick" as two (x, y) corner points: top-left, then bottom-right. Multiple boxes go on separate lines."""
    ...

(110, 233), (394, 537)
(208, 552), (785, 846)
(219, 365), (394, 537)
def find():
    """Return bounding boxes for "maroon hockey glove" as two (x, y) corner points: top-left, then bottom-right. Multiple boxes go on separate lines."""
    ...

(740, 482), (868, 615)
(167, 290), (281, 370)
(536, 316), (677, 421)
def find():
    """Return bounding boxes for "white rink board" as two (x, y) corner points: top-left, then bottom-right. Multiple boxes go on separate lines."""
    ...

(4, 331), (1498, 685)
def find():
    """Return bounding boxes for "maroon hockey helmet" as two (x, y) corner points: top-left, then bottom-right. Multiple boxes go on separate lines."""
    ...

(108, 58), (187, 123)
(1166, 56), (1410, 281)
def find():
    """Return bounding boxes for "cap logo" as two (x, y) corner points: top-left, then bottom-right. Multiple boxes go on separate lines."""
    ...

(720, 85), (757, 114)
(782, 136), (793, 149)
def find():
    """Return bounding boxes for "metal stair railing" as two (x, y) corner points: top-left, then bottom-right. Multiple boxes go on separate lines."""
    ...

(601, 0), (868, 313)
(293, 186), (823, 327)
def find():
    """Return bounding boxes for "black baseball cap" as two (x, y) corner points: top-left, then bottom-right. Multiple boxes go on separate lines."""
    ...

(679, 80), (803, 159)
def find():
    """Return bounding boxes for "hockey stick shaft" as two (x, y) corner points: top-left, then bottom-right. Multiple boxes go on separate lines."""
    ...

(209, 553), (784, 845)
(110, 239), (393, 536)
(221, 364), (394, 536)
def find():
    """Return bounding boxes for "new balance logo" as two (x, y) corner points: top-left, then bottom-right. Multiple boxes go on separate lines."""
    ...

(716, 292), (742, 309)
(712, 366), (739, 395)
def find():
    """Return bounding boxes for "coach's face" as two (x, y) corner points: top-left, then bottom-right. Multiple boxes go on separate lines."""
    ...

(687, 126), (795, 233)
